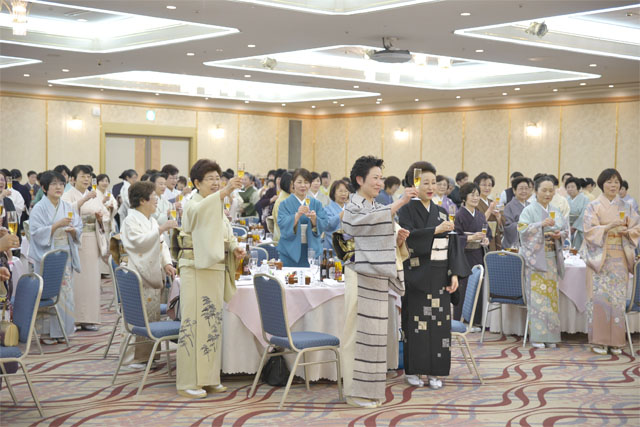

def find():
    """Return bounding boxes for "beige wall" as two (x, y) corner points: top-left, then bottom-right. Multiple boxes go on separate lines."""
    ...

(1, 94), (638, 203)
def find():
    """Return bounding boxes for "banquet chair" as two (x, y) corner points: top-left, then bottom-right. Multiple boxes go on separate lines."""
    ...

(481, 251), (529, 347)
(451, 265), (484, 383)
(249, 274), (343, 409)
(0, 273), (45, 417)
(625, 259), (640, 357)
(257, 243), (278, 260)
(232, 226), (248, 237)
(103, 256), (122, 358)
(240, 216), (260, 225)
(111, 266), (180, 396)
(31, 249), (70, 354)
(252, 246), (269, 264)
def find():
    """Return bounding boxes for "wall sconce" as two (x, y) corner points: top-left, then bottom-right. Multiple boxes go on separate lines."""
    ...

(146, 110), (156, 121)
(394, 128), (409, 141)
(67, 116), (83, 130)
(209, 125), (225, 139)
(525, 122), (541, 137)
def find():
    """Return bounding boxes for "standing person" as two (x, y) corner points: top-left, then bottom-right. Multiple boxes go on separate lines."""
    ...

(583, 178), (597, 201)
(375, 176), (400, 206)
(496, 171), (524, 210)
(26, 170), (40, 200)
(341, 156), (415, 409)
(238, 172), (260, 217)
(272, 172), (291, 244)
(397, 161), (468, 389)
(149, 173), (172, 244)
(96, 173), (118, 275)
(581, 169), (640, 355)
(161, 164), (180, 202)
(474, 172), (502, 251)
(176, 159), (244, 398)
(448, 171), (468, 207)
(61, 165), (103, 331)
(30, 171), (83, 344)
(619, 180), (639, 214)
(323, 179), (350, 250)
(433, 175), (455, 213)
(308, 172), (331, 207)
(320, 171), (331, 198)
(116, 169), (138, 224)
(10, 169), (31, 222)
(501, 177), (531, 249)
(556, 172), (573, 198)
(277, 168), (327, 267)
(518, 175), (568, 349)
(565, 177), (590, 249)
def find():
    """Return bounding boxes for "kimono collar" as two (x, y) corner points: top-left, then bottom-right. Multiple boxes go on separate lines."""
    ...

(70, 186), (87, 197)
(480, 197), (491, 206)
(464, 206), (475, 216)
(294, 194), (306, 205)
(129, 208), (152, 224)
(352, 192), (374, 208)
(597, 193), (619, 207)
(310, 191), (319, 199)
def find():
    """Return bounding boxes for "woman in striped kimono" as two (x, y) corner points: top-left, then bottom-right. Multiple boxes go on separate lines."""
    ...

(341, 155), (417, 409)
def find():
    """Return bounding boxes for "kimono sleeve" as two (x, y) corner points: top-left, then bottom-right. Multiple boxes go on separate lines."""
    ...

(277, 198), (299, 242)
(342, 201), (393, 238)
(398, 204), (437, 258)
(448, 234), (471, 279)
(325, 204), (342, 233)
(312, 200), (327, 236)
(29, 203), (55, 248)
(582, 202), (607, 249)
(122, 216), (159, 253)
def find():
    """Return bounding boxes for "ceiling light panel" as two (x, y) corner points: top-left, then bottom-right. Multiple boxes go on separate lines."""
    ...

(205, 45), (599, 90)
(0, 0), (238, 53)
(230, 0), (437, 15)
(48, 71), (379, 103)
(0, 54), (41, 69)
(455, 4), (640, 61)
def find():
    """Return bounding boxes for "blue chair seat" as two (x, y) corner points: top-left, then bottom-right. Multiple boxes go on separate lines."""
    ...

(270, 331), (339, 350)
(491, 297), (524, 305)
(451, 320), (467, 334)
(160, 304), (167, 315)
(38, 298), (55, 308)
(0, 345), (23, 358)
(627, 300), (640, 312)
(132, 321), (180, 339)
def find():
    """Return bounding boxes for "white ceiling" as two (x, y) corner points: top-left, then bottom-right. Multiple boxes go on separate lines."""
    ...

(0, 0), (638, 115)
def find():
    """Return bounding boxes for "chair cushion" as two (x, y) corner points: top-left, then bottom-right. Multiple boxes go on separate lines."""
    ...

(270, 331), (339, 350)
(39, 298), (55, 308)
(491, 297), (525, 305)
(0, 346), (23, 358)
(451, 320), (467, 334)
(160, 304), (167, 315)
(132, 321), (181, 339)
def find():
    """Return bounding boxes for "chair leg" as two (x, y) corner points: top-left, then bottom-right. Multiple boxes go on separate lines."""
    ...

(54, 305), (71, 348)
(103, 314), (121, 359)
(164, 340), (172, 377)
(332, 348), (344, 402)
(303, 352), (310, 391)
(32, 329), (43, 355)
(249, 346), (272, 398)
(460, 335), (483, 384)
(624, 313), (634, 357)
(112, 333), (132, 385)
(0, 362), (18, 404)
(136, 340), (161, 397)
(480, 302), (491, 343)
(279, 351), (304, 410)
(523, 312), (530, 348)
(108, 294), (115, 311)
(18, 360), (45, 417)
(457, 335), (474, 374)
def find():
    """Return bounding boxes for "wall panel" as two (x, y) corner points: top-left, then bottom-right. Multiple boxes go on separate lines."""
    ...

(314, 118), (347, 181)
(48, 100), (101, 171)
(238, 114), (277, 175)
(0, 96), (46, 171)
(422, 112), (463, 180)
(346, 116), (382, 175)
(617, 101), (640, 204)
(382, 114), (422, 180)
(196, 111), (238, 170)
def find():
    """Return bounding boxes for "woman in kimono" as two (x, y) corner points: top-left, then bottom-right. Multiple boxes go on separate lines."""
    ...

(474, 172), (502, 251)
(96, 173), (118, 275)
(150, 173), (172, 245)
(501, 177), (532, 249)
(322, 179), (350, 250)
(271, 172), (291, 244)
(30, 171), (83, 344)
(582, 169), (640, 355)
(454, 182), (492, 323)
(433, 174), (455, 213)
(176, 159), (244, 399)
(565, 177), (590, 250)
(518, 175), (568, 349)
(309, 172), (331, 207)
(341, 156), (415, 409)
(277, 168), (327, 267)
(117, 169), (138, 223)
(398, 161), (469, 390)
(120, 181), (176, 368)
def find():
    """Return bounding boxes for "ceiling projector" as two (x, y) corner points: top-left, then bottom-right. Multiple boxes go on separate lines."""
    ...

(370, 37), (412, 63)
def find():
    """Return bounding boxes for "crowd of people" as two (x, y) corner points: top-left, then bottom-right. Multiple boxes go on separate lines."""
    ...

(0, 157), (639, 408)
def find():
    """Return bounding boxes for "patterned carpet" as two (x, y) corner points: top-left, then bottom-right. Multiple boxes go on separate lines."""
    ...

(2, 280), (639, 426)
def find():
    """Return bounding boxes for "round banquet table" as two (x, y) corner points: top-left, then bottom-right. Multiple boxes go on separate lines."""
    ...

(485, 255), (639, 336)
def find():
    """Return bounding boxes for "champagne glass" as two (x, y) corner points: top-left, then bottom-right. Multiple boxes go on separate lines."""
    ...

(91, 177), (97, 191)
(304, 196), (311, 207)
(0, 204), (3, 218)
(619, 210), (626, 221)
(169, 204), (177, 220)
(224, 196), (231, 211)
(448, 205), (457, 234)
(7, 211), (18, 235)
(187, 178), (193, 189)
(436, 199), (442, 206)
(481, 223), (488, 235)
(237, 162), (246, 192)
(6, 177), (12, 190)
(67, 210), (73, 219)
(549, 211), (556, 220)
(412, 168), (422, 200)
(177, 194), (183, 203)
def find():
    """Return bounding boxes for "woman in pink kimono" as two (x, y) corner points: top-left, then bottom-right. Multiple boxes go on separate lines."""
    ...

(582, 169), (640, 355)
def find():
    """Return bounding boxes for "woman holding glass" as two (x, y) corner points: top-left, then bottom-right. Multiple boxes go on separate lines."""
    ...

(277, 168), (327, 267)
(96, 173), (118, 275)
(0, 173), (18, 233)
(582, 169), (640, 355)
(322, 179), (350, 250)
(565, 177), (590, 250)
(30, 171), (83, 344)
(149, 173), (173, 243)
(433, 175), (455, 213)
(474, 172), (502, 251)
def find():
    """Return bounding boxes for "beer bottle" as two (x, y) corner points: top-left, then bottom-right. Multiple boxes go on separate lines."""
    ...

(328, 249), (336, 280)
(242, 243), (251, 276)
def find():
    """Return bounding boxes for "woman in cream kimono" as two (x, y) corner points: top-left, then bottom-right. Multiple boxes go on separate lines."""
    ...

(120, 181), (177, 367)
(149, 173), (172, 246)
(581, 169), (640, 355)
(96, 173), (118, 275)
(61, 165), (104, 331)
(518, 175), (568, 349)
(176, 159), (244, 399)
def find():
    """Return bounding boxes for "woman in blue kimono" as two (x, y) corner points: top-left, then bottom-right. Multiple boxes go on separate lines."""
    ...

(565, 177), (589, 250)
(518, 175), (568, 349)
(322, 179), (350, 250)
(277, 168), (327, 267)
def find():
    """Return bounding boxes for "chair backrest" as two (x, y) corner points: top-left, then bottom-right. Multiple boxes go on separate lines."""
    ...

(109, 255), (122, 308)
(12, 273), (43, 349)
(232, 226), (248, 237)
(252, 247), (269, 264)
(115, 266), (148, 330)
(265, 216), (274, 233)
(258, 243), (279, 260)
(253, 274), (289, 340)
(484, 251), (526, 305)
(630, 259), (640, 312)
(461, 265), (484, 326)
(39, 249), (69, 302)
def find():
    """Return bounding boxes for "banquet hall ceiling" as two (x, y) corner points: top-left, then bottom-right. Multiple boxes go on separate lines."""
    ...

(0, 0), (638, 114)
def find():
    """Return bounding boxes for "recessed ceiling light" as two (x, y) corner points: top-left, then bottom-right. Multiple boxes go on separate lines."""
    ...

(460, 12), (471, 16)
(247, 44), (256, 48)
(353, 85), (359, 88)
(414, 98), (419, 102)
(186, 52), (195, 56)
(376, 98), (382, 101)
(514, 87), (520, 91)
(216, 48), (224, 52)
(552, 88), (558, 92)
(204, 97), (209, 100)
(502, 92), (507, 96)
(77, 18), (87, 22)
(340, 104), (344, 107)
(376, 101), (380, 104)
(166, 5), (176, 10)
(62, 68), (69, 72)
(48, 83), (53, 87)
(332, 101), (338, 104)
(244, 74), (251, 78)
(579, 82), (586, 86)
(23, 73), (29, 77)
(475, 49), (484, 53)
(155, 92), (159, 96)
(281, 103), (286, 106)
(100, 88), (104, 91)
(609, 84), (614, 88)
(589, 63), (597, 67)
(311, 105), (316, 109)
(456, 95), (461, 99)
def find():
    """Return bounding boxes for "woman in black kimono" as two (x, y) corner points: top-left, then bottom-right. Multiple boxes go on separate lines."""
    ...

(398, 161), (470, 389)
(454, 182), (492, 324)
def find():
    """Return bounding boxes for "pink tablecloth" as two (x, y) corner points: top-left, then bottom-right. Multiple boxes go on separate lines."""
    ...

(559, 257), (588, 312)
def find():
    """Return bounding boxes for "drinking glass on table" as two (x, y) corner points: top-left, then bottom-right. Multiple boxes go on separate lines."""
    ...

(412, 168), (421, 200)
(249, 250), (259, 275)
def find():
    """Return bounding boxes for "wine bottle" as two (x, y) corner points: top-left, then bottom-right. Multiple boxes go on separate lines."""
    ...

(242, 243), (251, 276)
(328, 249), (336, 280)
(320, 249), (327, 280)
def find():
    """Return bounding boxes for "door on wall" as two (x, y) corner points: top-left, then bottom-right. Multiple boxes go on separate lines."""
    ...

(104, 134), (190, 185)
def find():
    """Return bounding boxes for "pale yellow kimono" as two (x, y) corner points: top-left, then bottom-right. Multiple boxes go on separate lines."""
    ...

(272, 190), (289, 243)
(97, 189), (118, 275)
(177, 191), (238, 390)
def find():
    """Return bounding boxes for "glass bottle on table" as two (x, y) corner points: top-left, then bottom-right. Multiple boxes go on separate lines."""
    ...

(328, 249), (336, 280)
(242, 243), (251, 276)
(320, 249), (328, 280)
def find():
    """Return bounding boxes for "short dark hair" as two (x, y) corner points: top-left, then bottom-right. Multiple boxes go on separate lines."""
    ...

(455, 171), (468, 183)
(585, 177), (596, 187)
(27, 170), (37, 178)
(129, 181), (156, 209)
(548, 174), (559, 186)
(510, 171), (524, 180)
(178, 176), (188, 186)
(329, 180), (350, 202)
(96, 173), (110, 184)
(350, 156), (384, 191)
(473, 172), (495, 187)
(533, 173), (545, 182)
(161, 164), (179, 176)
(145, 169), (159, 176)
(71, 164), (92, 179)
(459, 182), (480, 203)
(292, 168), (312, 185)
(403, 161), (436, 188)
(384, 176), (401, 190)
(40, 171), (66, 194)
(596, 169), (623, 191)
(565, 177), (582, 190)
(140, 174), (150, 182)
(10, 169), (21, 180)
(511, 176), (530, 191)
(534, 175), (554, 191)
(53, 164), (71, 176)
(119, 169), (137, 180)
(150, 172), (168, 183)
(190, 159), (222, 187)
(321, 171), (330, 179)
(436, 174), (448, 183)
(280, 172), (292, 194)
(561, 172), (573, 182)
(310, 172), (320, 182)
(621, 180), (629, 190)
